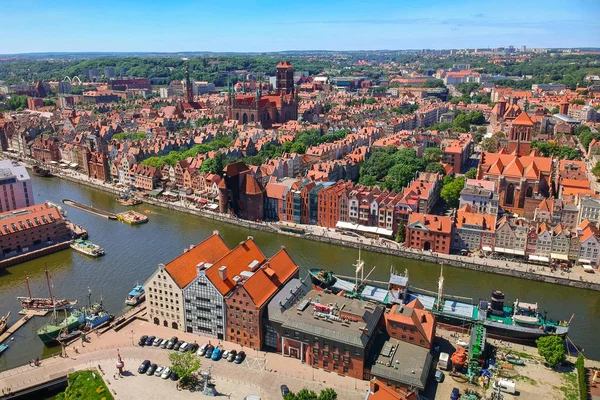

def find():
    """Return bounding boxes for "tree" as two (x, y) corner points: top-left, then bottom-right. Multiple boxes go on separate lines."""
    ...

(570, 99), (585, 105)
(467, 111), (485, 125)
(441, 177), (465, 208)
(423, 147), (443, 165)
(422, 78), (446, 88)
(396, 220), (406, 243)
(200, 158), (218, 174)
(481, 137), (499, 153)
(465, 167), (477, 179)
(536, 335), (566, 368)
(317, 388), (338, 400)
(290, 141), (307, 154)
(285, 388), (338, 400)
(425, 162), (445, 174)
(168, 351), (201, 387)
(592, 162), (600, 179)
(385, 164), (416, 192)
(452, 112), (470, 132)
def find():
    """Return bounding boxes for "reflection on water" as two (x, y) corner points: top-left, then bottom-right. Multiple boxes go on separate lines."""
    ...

(0, 174), (597, 371)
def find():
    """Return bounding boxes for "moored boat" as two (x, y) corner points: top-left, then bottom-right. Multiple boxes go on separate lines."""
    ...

(18, 271), (77, 312)
(115, 193), (142, 206)
(0, 344), (9, 356)
(37, 310), (85, 345)
(32, 165), (53, 177)
(70, 239), (104, 257)
(0, 312), (10, 335)
(116, 210), (148, 225)
(125, 285), (145, 306)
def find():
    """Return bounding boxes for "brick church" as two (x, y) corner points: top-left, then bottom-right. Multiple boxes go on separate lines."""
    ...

(227, 61), (298, 128)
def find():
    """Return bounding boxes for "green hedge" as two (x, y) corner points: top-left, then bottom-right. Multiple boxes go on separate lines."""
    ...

(575, 355), (587, 400)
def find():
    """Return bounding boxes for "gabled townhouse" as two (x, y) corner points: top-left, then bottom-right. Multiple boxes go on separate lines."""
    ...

(550, 225), (570, 263)
(532, 223), (552, 263)
(405, 213), (453, 254)
(494, 216), (527, 257)
(459, 179), (499, 215)
(577, 219), (600, 267)
(452, 205), (496, 253)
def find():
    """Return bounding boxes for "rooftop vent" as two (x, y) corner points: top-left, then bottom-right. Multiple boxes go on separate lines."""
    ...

(248, 259), (260, 271)
(219, 266), (227, 281)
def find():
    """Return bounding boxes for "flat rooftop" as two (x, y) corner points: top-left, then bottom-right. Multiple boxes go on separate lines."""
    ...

(279, 289), (385, 348)
(370, 336), (433, 389)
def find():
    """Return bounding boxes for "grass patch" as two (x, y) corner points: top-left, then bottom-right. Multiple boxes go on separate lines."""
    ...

(55, 369), (113, 400)
(557, 371), (578, 400)
(497, 347), (534, 360)
(513, 374), (538, 386)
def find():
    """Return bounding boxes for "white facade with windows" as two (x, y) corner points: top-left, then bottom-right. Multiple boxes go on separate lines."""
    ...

(182, 264), (226, 339)
(0, 160), (33, 212)
(145, 264), (184, 331)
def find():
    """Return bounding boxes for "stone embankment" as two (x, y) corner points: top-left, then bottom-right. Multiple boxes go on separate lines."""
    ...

(9, 154), (600, 292)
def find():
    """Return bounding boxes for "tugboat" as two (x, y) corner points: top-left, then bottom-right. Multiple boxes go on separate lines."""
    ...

(18, 271), (77, 312)
(115, 192), (142, 206)
(125, 285), (145, 306)
(70, 239), (105, 257)
(0, 312), (10, 335)
(82, 289), (113, 330)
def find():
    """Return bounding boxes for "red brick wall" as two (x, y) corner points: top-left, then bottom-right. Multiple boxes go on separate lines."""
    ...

(225, 286), (262, 350)
(405, 228), (451, 254)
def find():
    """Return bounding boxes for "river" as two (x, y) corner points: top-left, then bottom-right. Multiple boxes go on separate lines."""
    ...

(0, 174), (598, 371)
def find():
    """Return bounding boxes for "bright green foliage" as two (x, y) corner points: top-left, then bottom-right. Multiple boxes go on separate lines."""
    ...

(441, 176), (465, 208)
(575, 355), (587, 400)
(168, 350), (201, 387)
(532, 141), (580, 160)
(6, 95), (28, 110)
(425, 162), (445, 174)
(396, 220), (406, 243)
(456, 82), (481, 95)
(423, 147), (443, 164)
(55, 370), (113, 400)
(285, 388), (338, 400)
(465, 167), (478, 179)
(423, 78), (446, 88)
(112, 132), (147, 141)
(592, 162), (600, 179)
(141, 136), (232, 167)
(536, 335), (566, 368)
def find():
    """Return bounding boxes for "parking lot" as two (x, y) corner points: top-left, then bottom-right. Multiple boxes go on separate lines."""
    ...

(64, 319), (367, 400)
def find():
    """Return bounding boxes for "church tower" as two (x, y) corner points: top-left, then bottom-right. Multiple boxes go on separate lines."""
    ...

(276, 61), (294, 95)
(508, 111), (534, 156)
(185, 63), (194, 104)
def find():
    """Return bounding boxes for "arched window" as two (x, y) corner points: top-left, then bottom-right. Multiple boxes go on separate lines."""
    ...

(235, 113), (239, 120)
(163, 320), (168, 327)
(505, 183), (515, 206)
(250, 114), (255, 122)
(526, 186), (533, 198)
(153, 317), (159, 325)
(242, 113), (248, 124)
(172, 322), (178, 330)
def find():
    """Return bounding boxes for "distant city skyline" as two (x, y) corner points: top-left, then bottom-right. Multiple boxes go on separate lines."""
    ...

(1, 0), (598, 54)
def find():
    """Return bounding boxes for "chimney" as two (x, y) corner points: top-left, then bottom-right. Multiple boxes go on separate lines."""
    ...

(421, 314), (426, 323)
(218, 266), (227, 281)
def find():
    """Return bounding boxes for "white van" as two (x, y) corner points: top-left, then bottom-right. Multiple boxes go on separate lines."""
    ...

(438, 352), (450, 370)
(493, 379), (516, 394)
(244, 396), (261, 400)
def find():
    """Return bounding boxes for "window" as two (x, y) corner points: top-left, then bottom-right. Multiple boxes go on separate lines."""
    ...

(343, 366), (348, 373)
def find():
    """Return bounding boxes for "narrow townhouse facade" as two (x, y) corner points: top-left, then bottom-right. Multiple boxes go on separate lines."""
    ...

(405, 213), (453, 254)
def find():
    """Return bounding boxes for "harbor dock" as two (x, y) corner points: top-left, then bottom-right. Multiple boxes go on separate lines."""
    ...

(0, 310), (43, 344)
(61, 199), (117, 220)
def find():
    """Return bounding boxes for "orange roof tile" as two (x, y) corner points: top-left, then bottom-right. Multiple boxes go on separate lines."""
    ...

(165, 234), (230, 288)
(243, 248), (298, 307)
(512, 111), (534, 127)
(205, 239), (267, 295)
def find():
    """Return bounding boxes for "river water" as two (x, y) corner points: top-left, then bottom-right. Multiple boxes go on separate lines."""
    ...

(0, 175), (598, 371)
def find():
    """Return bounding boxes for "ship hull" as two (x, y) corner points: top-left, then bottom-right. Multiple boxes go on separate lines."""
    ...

(37, 316), (83, 345)
(18, 298), (76, 312)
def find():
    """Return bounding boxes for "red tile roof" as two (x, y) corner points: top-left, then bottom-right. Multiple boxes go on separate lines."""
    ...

(512, 111), (534, 127)
(243, 248), (299, 307)
(165, 233), (230, 288)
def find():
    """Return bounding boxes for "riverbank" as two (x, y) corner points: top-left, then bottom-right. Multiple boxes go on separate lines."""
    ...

(9, 154), (600, 292)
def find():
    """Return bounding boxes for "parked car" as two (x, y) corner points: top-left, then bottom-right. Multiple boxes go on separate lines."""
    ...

(222, 350), (230, 360)
(280, 385), (290, 397)
(450, 387), (460, 400)
(189, 343), (199, 353)
(138, 360), (151, 374)
(154, 366), (165, 377)
(205, 345), (215, 358)
(434, 370), (444, 383)
(211, 347), (222, 361)
(160, 339), (168, 349)
(169, 371), (179, 381)
(146, 363), (157, 376)
(138, 335), (148, 346)
(173, 341), (183, 351)
(235, 351), (246, 364)
(166, 337), (178, 350)
(145, 336), (156, 346)
(227, 350), (237, 362)
(197, 344), (208, 356)
(161, 367), (172, 379)
(179, 342), (189, 352)
(153, 337), (162, 347)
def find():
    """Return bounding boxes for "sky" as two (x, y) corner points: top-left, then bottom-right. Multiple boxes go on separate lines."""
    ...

(1, 0), (599, 54)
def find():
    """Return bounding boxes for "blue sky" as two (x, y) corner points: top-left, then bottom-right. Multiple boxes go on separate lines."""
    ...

(1, 0), (598, 54)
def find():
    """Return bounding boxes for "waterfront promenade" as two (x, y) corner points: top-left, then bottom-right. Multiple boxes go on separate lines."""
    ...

(0, 318), (368, 399)
(8, 154), (600, 292)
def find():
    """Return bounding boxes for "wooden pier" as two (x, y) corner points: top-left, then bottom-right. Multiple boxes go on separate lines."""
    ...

(0, 310), (42, 344)
(61, 199), (117, 220)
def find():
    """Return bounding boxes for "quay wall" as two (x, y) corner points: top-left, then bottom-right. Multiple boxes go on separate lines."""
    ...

(10, 156), (600, 292)
(0, 241), (71, 269)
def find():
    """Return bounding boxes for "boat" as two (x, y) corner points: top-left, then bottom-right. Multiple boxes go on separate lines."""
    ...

(37, 310), (85, 345)
(125, 285), (145, 306)
(115, 192), (142, 206)
(0, 344), (9, 356)
(308, 254), (571, 344)
(70, 239), (105, 257)
(0, 312), (10, 335)
(506, 356), (525, 366)
(116, 210), (148, 225)
(18, 271), (77, 312)
(84, 303), (113, 330)
(32, 165), (53, 177)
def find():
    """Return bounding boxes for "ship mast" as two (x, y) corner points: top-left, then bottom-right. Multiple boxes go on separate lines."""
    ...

(45, 268), (54, 305)
(354, 248), (365, 292)
(25, 273), (32, 298)
(437, 263), (444, 311)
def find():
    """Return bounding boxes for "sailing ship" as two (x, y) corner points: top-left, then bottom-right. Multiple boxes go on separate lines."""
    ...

(125, 284), (145, 306)
(70, 239), (105, 257)
(308, 253), (571, 343)
(0, 312), (10, 335)
(17, 271), (77, 312)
